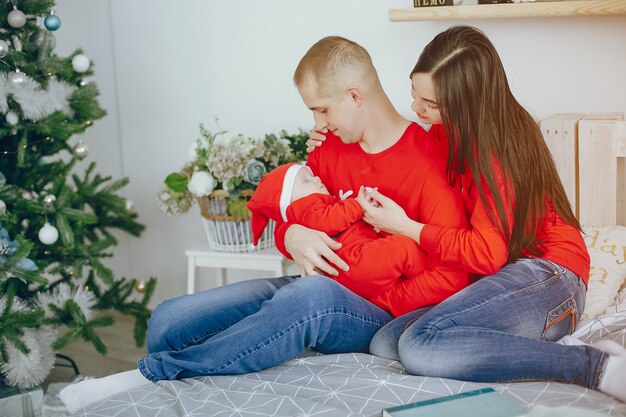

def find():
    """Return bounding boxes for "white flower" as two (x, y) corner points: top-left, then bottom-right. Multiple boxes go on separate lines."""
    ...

(187, 171), (216, 197)
(214, 131), (243, 146)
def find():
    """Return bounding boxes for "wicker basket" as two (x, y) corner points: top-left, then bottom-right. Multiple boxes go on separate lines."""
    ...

(198, 190), (275, 252)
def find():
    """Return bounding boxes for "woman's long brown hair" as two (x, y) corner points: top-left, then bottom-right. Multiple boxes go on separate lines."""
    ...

(412, 26), (580, 263)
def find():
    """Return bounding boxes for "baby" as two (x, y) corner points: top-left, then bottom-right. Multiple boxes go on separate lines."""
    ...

(247, 162), (429, 304)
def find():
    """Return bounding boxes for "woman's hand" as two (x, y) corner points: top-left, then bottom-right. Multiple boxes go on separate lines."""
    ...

(284, 224), (349, 277)
(357, 187), (420, 238)
(305, 129), (327, 154)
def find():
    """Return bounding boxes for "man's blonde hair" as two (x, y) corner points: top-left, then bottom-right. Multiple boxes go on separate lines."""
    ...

(294, 36), (379, 97)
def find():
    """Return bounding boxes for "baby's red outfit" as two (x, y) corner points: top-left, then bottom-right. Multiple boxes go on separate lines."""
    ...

(286, 193), (428, 300)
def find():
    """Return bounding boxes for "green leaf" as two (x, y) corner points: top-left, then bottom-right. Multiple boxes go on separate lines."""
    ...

(134, 315), (147, 348)
(17, 134), (27, 167)
(60, 207), (98, 224)
(90, 333), (107, 355)
(164, 173), (188, 193)
(94, 261), (114, 285)
(55, 213), (75, 247)
(101, 178), (129, 194)
(10, 269), (47, 286)
(52, 329), (80, 351)
(141, 277), (157, 307)
(89, 315), (115, 327)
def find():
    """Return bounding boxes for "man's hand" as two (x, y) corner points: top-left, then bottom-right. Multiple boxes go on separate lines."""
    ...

(285, 224), (349, 276)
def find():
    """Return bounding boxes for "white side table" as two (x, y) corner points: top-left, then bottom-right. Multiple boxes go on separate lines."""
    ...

(185, 244), (291, 294)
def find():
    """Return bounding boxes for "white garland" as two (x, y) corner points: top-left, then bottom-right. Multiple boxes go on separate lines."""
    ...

(36, 282), (96, 320)
(0, 326), (56, 388)
(0, 73), (76, 121)
(0, 75), (7, 113)
(0, 295), (57, 388)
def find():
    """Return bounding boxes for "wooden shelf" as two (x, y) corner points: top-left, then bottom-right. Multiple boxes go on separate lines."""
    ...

(389, 0), (626, 21)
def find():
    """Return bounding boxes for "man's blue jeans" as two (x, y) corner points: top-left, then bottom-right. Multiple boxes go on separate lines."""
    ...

(138, 275), (393, 381)
(370, 258), (607, 390)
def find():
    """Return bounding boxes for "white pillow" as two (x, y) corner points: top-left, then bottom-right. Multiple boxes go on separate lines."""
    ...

(581, 225), (626, 320)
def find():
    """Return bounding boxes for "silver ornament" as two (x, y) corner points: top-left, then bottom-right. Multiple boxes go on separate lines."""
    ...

(38, 223), (59, 245)
(43, 194), (56, 205)
(6, 112), (18, 126)
(0, 40), (9, 58)
(9, 70), (28, 89)
(0, 199), (6, 216)
(8, 9), (26, 29)
(72, 141), (89, 160)
(71, 54), (90, 73)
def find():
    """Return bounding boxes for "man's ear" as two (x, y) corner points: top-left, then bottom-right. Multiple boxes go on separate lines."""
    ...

(346, 85), (363, 105)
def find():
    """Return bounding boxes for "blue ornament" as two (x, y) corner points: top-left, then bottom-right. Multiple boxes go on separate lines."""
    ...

(44, 13), (61, 31)
(0, 228), (17, 256)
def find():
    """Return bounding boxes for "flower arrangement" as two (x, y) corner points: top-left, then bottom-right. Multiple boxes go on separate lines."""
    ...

(158, 124), (308, 218)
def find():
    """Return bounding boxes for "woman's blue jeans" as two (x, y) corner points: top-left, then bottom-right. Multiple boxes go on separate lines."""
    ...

(370, 258), (607, 389)
(138, 275), (392, 381)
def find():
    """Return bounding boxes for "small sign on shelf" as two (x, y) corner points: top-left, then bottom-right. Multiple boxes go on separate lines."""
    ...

(413, 0), (453, 7)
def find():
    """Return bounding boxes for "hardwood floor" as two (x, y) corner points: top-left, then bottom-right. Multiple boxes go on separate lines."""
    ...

(44, 311), (146, 389)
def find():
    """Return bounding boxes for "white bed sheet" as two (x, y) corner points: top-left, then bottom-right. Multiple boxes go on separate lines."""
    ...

(72, 308), (626, 417)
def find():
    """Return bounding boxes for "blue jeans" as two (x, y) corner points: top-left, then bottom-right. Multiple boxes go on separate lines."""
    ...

(138, 275), (392, 381)
(370, 258), (607, 389)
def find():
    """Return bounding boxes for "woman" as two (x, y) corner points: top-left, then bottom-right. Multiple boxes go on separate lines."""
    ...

(303, 26), (626, 401)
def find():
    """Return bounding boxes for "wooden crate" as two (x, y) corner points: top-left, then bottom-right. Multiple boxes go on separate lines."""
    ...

(578, 116), (626, 226)
(541, 113), (586, 217)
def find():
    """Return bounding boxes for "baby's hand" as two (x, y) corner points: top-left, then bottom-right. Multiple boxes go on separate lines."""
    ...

(356, 186), (380, 209)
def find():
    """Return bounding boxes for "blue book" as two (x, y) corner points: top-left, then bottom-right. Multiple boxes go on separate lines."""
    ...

(381, 388), (528, 417)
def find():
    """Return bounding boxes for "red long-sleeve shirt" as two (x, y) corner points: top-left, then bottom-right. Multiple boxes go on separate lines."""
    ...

(275, 123), (472, 316)
(419, 124), (590, 285)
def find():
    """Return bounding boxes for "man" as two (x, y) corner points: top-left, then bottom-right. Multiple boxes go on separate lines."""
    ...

(278, 36), (470, 317)
(59, 36), (469, 413)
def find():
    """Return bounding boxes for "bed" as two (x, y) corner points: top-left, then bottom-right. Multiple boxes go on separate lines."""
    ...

(67, 308), (626, 417)
(69, 115), (626, 417)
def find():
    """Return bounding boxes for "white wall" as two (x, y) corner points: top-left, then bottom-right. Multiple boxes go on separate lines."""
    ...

(55, 0), (626, 308)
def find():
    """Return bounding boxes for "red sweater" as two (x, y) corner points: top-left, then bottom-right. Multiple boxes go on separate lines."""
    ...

(420, 124), (590, 285)
(275, 123), (471, 316)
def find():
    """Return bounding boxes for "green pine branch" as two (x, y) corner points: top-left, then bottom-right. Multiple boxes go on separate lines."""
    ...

(0, 0), (157, 384)
(50, 300), (114, 354)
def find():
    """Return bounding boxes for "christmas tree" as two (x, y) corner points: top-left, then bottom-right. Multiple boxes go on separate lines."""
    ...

(0, 0), (156, 388)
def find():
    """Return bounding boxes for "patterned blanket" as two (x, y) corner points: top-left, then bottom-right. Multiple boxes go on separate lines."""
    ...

(74, 310), (626, 417)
